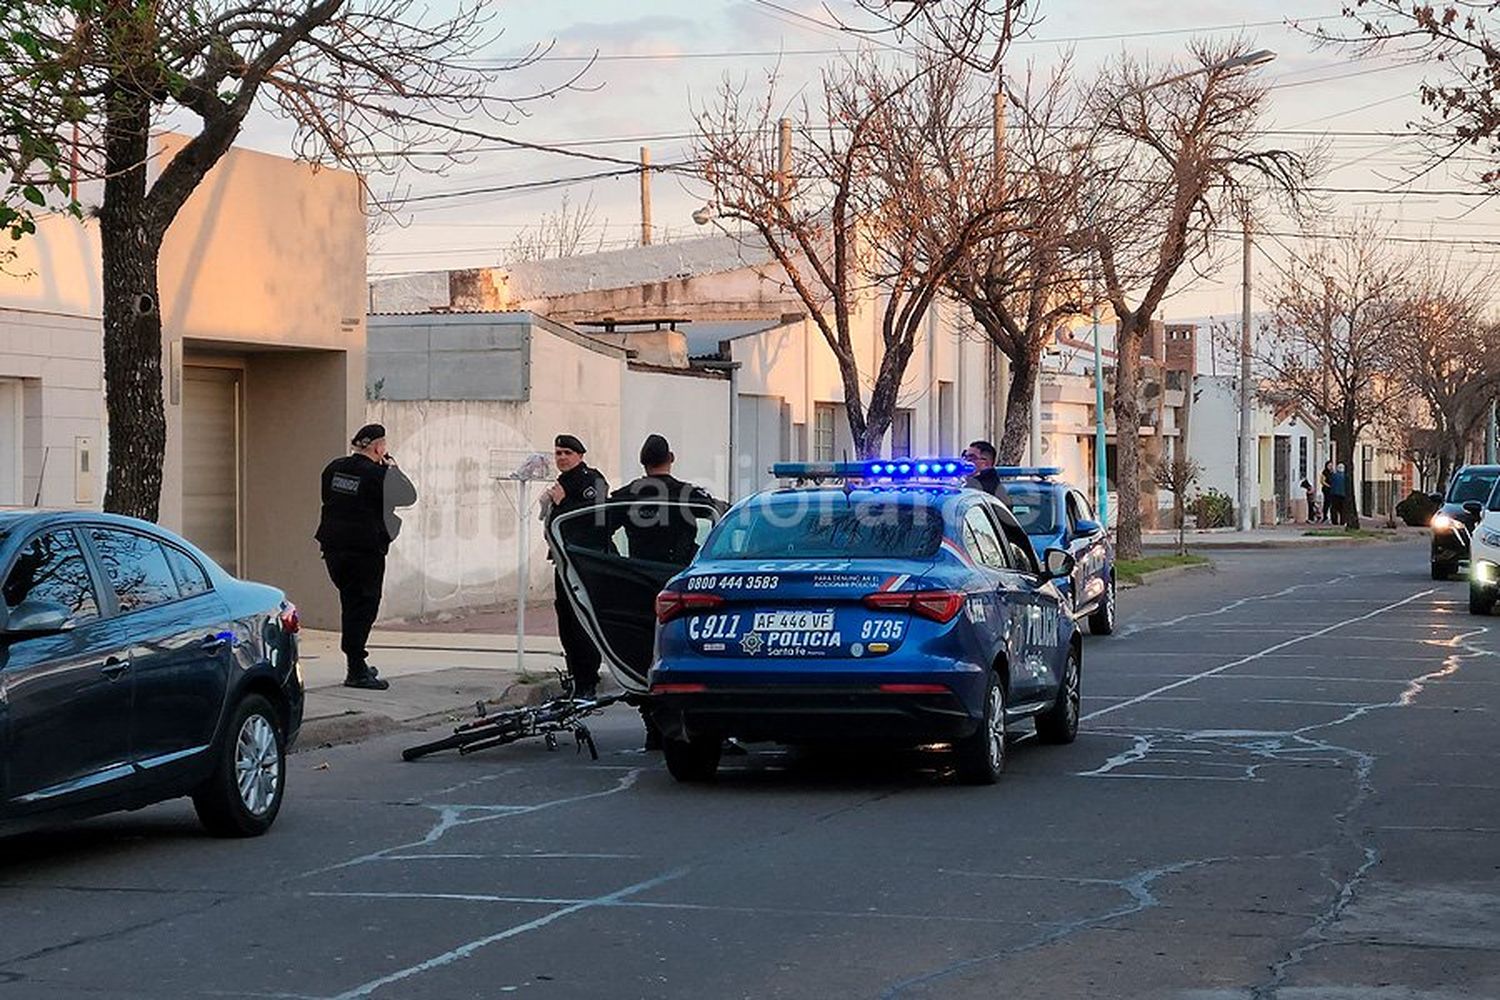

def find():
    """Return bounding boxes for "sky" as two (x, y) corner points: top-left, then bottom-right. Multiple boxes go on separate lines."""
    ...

(230, 0), (1499, 330)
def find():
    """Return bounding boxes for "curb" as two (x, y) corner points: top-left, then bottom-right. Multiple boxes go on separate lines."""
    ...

(294, 677), (568, 753)
(1118, 560), (1214, 590)
(1142, 535), (1405, 551)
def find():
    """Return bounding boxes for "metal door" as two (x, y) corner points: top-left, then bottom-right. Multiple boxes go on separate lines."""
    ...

(182, 366), (242, 574)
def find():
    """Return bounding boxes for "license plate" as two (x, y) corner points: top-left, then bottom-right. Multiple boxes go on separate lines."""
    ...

(752, 610), (835, 632)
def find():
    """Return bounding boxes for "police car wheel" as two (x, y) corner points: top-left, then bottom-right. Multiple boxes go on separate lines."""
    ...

(1088, 575), (1116, 636)
(1036, 645), (1081, 745)
(1469, 581), (1494, 616)
(663, 734), (722, 782)
(955, 671), (1005, 785)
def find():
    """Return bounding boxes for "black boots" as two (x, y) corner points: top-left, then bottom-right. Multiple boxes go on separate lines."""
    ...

(344, 666), (389, 691)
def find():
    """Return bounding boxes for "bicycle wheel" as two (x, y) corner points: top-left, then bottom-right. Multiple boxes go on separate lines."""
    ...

(402, 712), (527, 761)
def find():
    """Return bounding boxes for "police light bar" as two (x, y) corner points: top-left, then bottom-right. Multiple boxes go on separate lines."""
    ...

(771, 458), (976, 480)
(995, 466), (1062, 479)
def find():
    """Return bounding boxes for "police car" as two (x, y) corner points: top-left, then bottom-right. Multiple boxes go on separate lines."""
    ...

(547, 459), (1082, 785)
(997, 467), (1116, 635)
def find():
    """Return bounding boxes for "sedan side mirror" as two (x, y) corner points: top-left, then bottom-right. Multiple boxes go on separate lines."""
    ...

(1464, 500), (1484, 516)
(3, 599), (75, 639)
(1072, 518), (1102, 537)
(1043, 548), (1076, 580)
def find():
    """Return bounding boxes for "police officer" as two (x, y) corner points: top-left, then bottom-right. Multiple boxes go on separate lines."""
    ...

(609, 434), (723, 565)
(544, 433), (610, 701)
(315, 423), (418, 690)
(607, 435), (724, 751)
(963, 439), (1012, 505)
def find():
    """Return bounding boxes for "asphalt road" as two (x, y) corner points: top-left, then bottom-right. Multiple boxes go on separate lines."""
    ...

(2, 540), (1497, 1000)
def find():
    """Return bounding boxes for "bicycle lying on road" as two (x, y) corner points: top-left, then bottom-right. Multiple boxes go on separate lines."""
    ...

(401, 677), (625, 762)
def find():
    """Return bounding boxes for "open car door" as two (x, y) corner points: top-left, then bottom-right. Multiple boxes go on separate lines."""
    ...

(547, 499), (721, 693)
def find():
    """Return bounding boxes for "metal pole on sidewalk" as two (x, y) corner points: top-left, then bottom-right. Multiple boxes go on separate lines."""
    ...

(517, 479), (528, 673)
(1237, 215), (1254, 531)
(1488, 399), (1497, 464)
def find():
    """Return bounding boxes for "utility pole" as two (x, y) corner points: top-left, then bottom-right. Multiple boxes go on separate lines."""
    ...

(1237, 214), (1254, 531)
(639, 146), (652, 246)
(1489, 399), (1497, 464)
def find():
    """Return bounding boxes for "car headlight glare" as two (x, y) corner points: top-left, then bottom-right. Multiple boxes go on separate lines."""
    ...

(1474, 561), (1497, 583)
(1432, 513), (1453, 531)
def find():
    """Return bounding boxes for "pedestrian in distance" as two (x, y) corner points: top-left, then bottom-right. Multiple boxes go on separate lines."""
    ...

(610, 434), (724, 751)
(1330, 463), (1350, 525)
(962, 440), (1012, 505)
(1326, 461), (1338, 524)
(542, 434), (611, 702)
(315, 423), (418, 691)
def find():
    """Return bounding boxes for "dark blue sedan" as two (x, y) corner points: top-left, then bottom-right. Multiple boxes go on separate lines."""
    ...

(998, 468), (1116, 635)
(0, 512), (302, 838)
(549, 462), (1081, 785)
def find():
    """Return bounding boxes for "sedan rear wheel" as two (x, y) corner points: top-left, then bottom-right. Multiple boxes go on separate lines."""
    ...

(1088, 574), (1116, 635)
(955, 671), (1005, 785)
(193, 694), (286, 837)
(1432, 561), (1457, 581)
(1036, 644), (1081, 744)
(663, 734), (722, 783)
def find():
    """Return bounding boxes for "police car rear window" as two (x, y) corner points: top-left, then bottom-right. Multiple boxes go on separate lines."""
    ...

(1000, 484), (1057, 534)
(701, 499), (945, 560)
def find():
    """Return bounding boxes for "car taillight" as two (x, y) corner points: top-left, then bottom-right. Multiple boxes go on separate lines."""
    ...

(278, 601), (300, 634)
(654, 591), (724, 624)
(862, 589), (965, 623)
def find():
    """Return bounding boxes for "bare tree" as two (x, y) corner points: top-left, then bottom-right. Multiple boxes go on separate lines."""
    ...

(922, 63), (1093, 463)
(1152, 456), (1201, 555)
(1319, 2), (1500, 187)
(1389, 258), (1500, 486)
(1253, 221), (1407, 532)
(839, 0), (1036, 73)
(695, 57), (998, 457)
(13, 0), (580, 519)
(1083, 40), (1310, 558)
(507, 191), (609, 262)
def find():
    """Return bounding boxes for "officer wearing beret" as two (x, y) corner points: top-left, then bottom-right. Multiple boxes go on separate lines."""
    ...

(543, 433), (611, 700)
(315, 423), (418, 690)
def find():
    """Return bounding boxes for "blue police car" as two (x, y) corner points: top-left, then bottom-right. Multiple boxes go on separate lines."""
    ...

(997, 467), (1116, 636)
(548, 460), (1082, 786)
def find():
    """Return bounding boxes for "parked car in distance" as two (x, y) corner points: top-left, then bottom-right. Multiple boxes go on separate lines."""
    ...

(0, 512), (303, 839)
(1430, 464), (1500, 580)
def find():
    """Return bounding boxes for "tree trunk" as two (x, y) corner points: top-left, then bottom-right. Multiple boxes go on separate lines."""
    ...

(1112, 314), (1144, 559)
(998, 353), (1036, 465)
(100, 88), (167, 520)
(1334, 426), (1360, 531)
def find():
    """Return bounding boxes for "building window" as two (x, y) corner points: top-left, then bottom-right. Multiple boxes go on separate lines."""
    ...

(813, 404), (836, 462)
(892, 409), (913, 458)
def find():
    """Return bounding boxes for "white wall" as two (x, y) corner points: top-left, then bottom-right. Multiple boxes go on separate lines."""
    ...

(620, 367), (730, 498)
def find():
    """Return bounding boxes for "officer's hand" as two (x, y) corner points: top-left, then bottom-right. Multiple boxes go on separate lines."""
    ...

(547, 482), (566, 505)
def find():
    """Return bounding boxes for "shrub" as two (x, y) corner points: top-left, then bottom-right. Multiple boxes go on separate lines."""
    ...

(1194, 488), (1234, 529)
(1394, 489), (1440, 527)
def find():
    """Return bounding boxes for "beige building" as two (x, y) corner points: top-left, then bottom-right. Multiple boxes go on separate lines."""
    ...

(0, 138), (366, 625)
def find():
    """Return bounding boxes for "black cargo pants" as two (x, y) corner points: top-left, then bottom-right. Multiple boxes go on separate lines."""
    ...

(324, 550), (386, 678)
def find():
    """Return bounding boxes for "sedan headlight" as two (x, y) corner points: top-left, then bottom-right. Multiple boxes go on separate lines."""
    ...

(1474, 561), (1498, 584)
(1431, 513), (1454, 531)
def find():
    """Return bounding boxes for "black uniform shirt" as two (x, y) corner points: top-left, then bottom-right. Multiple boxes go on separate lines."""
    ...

(966, 467), (1013, 505)
(608, 474), (722, 566)
(315, 454), (418, 555)
(546, 462), (613, 555)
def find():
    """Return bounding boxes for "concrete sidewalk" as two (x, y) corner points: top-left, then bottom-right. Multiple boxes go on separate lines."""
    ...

(1142, 523), (1422, 549)
(295, 626), (570, 749)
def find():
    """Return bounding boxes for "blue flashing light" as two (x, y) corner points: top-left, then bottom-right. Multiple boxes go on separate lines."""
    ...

(995, 466), (1063, 479)
(771, 458), (976, 482)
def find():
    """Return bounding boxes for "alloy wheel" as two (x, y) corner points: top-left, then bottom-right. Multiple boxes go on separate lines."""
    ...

(235, 714), (281, 816)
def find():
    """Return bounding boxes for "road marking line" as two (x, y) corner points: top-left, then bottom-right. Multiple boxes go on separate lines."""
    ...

(327, 868), (689, 1000)
(1083, 588), (1435, 723)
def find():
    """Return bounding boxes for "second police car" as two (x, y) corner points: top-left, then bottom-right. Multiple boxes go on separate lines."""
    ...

(548, 459), (1082, 785)
(996, 466), (1116, 635)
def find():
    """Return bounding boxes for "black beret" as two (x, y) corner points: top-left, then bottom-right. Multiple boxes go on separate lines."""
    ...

(352, 423), (386, 448)
(639, 433), (671, 467)
(554, 433), (586, 455)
